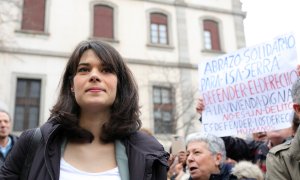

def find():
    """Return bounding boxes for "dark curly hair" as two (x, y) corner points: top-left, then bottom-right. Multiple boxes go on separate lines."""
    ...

(50, 40), (141, 143)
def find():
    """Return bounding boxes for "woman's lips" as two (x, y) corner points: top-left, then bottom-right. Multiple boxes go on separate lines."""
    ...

(86, 87), (105, 92)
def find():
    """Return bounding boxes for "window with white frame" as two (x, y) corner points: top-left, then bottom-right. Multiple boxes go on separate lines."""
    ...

(150, 13), (168, 45)
(153, 86), (175, 134)
(203, 19), (221, 51)
(13, 78), (41, 131)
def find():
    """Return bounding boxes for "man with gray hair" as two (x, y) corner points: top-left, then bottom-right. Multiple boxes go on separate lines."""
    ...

(185, 132), (237, 180)
(0, 109), (18, 168)
(266, 77), (300, 179)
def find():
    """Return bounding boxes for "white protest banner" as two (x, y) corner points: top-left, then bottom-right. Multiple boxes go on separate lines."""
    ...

(199, 33), (298, 137)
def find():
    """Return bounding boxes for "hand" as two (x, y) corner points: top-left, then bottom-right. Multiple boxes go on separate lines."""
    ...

(168, 154), (175, 167)
(174, 163), (184, 174)
(174, 163), (185, 180)
(196, 97), (205, 114)
(167, 155), (178, 178)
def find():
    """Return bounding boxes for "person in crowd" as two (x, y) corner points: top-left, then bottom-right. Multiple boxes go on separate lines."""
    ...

(0, 40), (169, 179)
(231, 161), (264, 180)
(253, 127), (292, 173)
(168, 137), (188, 180)
(172, 158), (190, 180)
(0, 109), (18, 168)
(168, 150), (189, 180)
(266, 78), (300, 180)
(196, 97), (293, 174)
(185, 132), (237, 180)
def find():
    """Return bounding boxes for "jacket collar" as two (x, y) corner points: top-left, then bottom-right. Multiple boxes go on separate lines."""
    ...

(115, 140), (129, 180)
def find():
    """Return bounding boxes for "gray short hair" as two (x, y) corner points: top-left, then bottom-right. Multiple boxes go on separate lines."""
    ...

(0, 108), (11, 121)
(292, 78), (300, 104)
(186, 132), (226, 163)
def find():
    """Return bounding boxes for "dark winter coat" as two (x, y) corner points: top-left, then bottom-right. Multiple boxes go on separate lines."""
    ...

(209, 163), (237, 180)
(188, 163), (237, 180)
(0, 121), (169, 180)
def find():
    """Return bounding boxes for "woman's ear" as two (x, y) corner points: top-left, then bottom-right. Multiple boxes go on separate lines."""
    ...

(69, 76), (74, 92)
(214, 153), (223, 167)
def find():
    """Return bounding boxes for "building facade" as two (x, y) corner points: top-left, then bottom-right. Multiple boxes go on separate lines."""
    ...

(0, 0), (246, 144)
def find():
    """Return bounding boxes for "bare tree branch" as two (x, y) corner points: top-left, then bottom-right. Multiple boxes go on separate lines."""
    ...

(0, 0), (20, 46)
(149, 63), (200, 141)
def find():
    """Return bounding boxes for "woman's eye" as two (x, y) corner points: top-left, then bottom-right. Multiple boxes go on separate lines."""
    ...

(78, 67), (89, 72)
(194, 151), (201, 155)
(102, 67), (113, 73)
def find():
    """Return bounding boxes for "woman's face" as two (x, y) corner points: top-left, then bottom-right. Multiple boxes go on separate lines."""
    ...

(186, 141), (221, 180)
(178, 151), (187, 164)
(72, 49), (117, 112)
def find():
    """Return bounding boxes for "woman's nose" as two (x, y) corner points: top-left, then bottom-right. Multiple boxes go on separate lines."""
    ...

(187, 154), (193, 161)
(89, 72), (101, 82)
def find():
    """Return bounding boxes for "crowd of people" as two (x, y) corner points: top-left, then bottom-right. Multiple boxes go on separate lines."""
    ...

(0, 39), (299, 179)
(167, 76), (300, 180)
